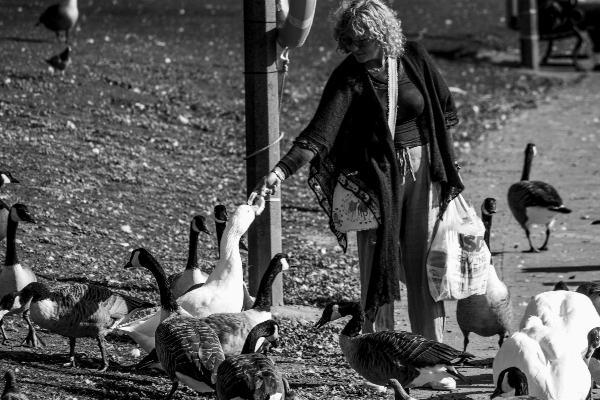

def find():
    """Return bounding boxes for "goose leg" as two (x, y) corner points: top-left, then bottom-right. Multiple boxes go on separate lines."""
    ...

(0, 320), (10, 344)
(524, 228), (540, 253)
(97, 336), (110, 372)
(539, 227), (551, 251)
(20, 309), (45, 348)
(165, 382), (179, 400)
(65, 29), (70, 45)
(55, 31), (61, 43)
(64, 337), (78, 368)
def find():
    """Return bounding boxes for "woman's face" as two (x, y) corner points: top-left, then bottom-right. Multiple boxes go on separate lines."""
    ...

(340, 29), (384, 64)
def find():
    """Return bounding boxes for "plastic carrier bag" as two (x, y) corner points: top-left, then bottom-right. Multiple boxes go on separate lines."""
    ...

(426, 194), (490, 301)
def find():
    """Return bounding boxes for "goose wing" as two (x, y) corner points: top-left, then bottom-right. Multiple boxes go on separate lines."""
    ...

(365, 331), (474, 367)
(216, 353), (283, 399)
(509, 181), (564, 208)
(156, 315), (224, 386)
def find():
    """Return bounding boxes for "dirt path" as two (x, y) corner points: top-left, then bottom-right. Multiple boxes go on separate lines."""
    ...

(275, 71), (600, 399)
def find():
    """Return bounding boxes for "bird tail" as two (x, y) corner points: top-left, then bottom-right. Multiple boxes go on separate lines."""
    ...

(549, 206), (571, 214)
(446, 365), (472, 385)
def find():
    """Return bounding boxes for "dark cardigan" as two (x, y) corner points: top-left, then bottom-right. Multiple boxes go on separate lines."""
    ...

(292, 41), (463, 318)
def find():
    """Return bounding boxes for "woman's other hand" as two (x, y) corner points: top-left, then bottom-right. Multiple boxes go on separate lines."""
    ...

(247, 168), (285, 205)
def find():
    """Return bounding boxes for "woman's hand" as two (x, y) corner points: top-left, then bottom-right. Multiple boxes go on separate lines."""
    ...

(247, 169), (283, 205)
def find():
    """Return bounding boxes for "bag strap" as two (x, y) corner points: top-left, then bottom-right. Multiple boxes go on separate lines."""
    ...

(387, 57), (398, 138)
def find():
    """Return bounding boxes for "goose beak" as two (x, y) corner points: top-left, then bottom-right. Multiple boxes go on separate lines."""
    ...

(314, 318), (328, 329)
(10, 177), (19, 184)
(490, 386), (502, 399)
(22, 214), (36, 224)
(124, 261), (134, 269)
(250, 195), (266, 216)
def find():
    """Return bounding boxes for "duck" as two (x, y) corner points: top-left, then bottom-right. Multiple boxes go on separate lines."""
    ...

(0, 281), (154, 371)
(519, 290), (600, 358)
(389, 379), (416, 400)
(215, 320), (297, 400)
(166, 215), (211, 299)
(576, 281), (600, 315)
(507, 143), (571, 253)
(116, 200), (265, 354)
(0, 171), (19, 191)
(314, 302), (473, 390)
(0, 204), (40, 347)
(553, 281), (569, 291)
(36, 0), (79, 44)
(491, 367), (543, 399)
(45, 46), (71, 74)
(2, 370), (28, 400)
(456, 198), (512, 355)
(124, 248), (225, 398)
(493, 315), (597, 400)
(214, 204), (254, 310)
(137, 253), (289, 370)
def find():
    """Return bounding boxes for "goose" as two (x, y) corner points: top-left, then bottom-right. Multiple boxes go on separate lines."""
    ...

(36, 0), (79, 44)
(491, 367), (542, 399)
(2, 370), (28, 400)
(137, 253), (289, 370)
(216, 319), (298, 400)
(314, 302), (474, 390)
(456, 198), (512, 356)
(45, 46), (71, 74)
(592, 220), (600, 225)
(0, 204), (40, 347)
(116, 200), (265, 354)
(214, 204), (254, 310)
(0, 281), (154, 371)
(124, 248), (225, 398)
(389, 379), (416, 400)
(519, 290), (600, 358)
(166, 215), (211, 299)
(507, 143), (571, 253)
(493, 315), (597, 400)
(576, 281), (600, 315)
(0, 200), (9, 243)
(553, 281), (569, 291)
(0, 171), (19, 190)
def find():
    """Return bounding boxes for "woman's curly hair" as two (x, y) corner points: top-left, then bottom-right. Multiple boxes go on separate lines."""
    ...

(331, 0), (406, 58)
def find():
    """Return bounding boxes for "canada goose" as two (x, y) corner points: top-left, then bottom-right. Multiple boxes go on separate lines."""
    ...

(576, 282), (600, 315)
(456, 198), (512, 356)
(137, 253), (289, 370)
(0, 204), (40, 347)
(0, 281), (154, 371)
(117, 200), (265, 354)
(166, 215), (211, 299)
(214, 204), (254, 311)
(554, 281), (569, 291)
(493, 315), (596, 400)
(314, 302), (473, 389)
(36, 0), (78, 44)
(592, 220), (600, 225)
(215, 320), (296, 400)
(389, 379), (416, 400)
(2, 370), (28, 400)
(507, 143), (571, 253)
(124, 248), (225, 398)
(0, 200), (9, 243)
(45, 46), (71, 74)
(520, 290), (600, 358)
(0, 172), (19, 191)
(491, 367), (542, 399)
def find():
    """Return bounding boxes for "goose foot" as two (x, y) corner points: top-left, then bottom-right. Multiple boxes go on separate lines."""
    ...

(539, 246), (549, 251)
(63, 357), (77, 368)
(97, 364), (109, 373)
(523, 247), (540, 253)
(20, 331), (46, 348)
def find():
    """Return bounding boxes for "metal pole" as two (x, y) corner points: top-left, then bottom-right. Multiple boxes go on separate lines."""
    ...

(243, 0), (284, 306)
(519, 0), (540, 69)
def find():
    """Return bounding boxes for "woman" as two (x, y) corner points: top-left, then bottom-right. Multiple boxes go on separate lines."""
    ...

(249, 0), (463, 361)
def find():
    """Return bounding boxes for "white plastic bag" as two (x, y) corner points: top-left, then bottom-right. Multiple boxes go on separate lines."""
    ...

(426, 195), (490, 301)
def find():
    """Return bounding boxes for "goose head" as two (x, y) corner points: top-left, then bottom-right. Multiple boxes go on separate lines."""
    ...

(0, 171), (19, 189)
(0, 282), (48, 317)
(214, 204), (228, 224)
(9, 204), (36, 224)
(314, 302), (363, 329)
(481, 198), (497, 216)
(190, 215), (211, 235)
(586, 327), (600, 358)
(491, 367), (529, 398)
(226, 201), (265, 237)
(240, 319), (280, 355)
(553, 281), (569, 291)
(389, 378), (416, 400)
